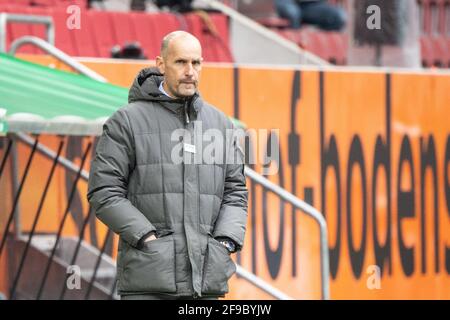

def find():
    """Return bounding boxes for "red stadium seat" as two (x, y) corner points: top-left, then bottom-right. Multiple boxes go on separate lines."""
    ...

(129, 12), (185, 60)
(184, 12), (233, 63)
(4, 0), (88, 8)
(416, 0), (447, 36)
(2, 5), (36, 54)
(186, 13), (218, 62)
(28, 0), (57, 6)
(313, 32), (333, 62)
(297, 29), (330, 62)
(0, 6), (234, 61)
(184, 12), (201, 35)
(426, 0), (448, 36)
(70, 7), (99, 57)
(87, 10), (117, 57)
(275, 27), (348, 65)
(431, 35), (449, 66)
(184, 13), (209, 60)
(420, 35), (448, 67)
(149, 13), (183, 52)
(420, 35), (433, 66)
(436, 0), (447, 35)
(48, 7), (77, 55)
(9, 5), (43, 54)
(255, 16), (290, 29)
(23, 6), (55, 54)
(129, 12), (158, 59)
(327, 32), (348, 65)
(430, 0), (440, 34)
(277, 29), (301, 45)
(209, 13), (233, 62)
(54, 0), (87, 9)
(446, 1), (450, 37)
(0, 0), (30, 6)
(419, 0), (433, 34)
(447, 37), (450, 68)
(109, 11), (137, 49)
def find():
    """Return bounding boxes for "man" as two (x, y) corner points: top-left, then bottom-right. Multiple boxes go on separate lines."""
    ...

(87, 31), (248, 300)
(275, 0), (346, 31)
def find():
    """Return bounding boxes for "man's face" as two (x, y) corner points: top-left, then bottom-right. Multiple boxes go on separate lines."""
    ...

(157, 36), (203, 99)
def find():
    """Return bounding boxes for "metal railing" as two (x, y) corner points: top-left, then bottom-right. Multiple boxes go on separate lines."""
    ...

(236, 265), (293, 300)
(10, 133), (328, 300)
(0, 13), (54, 53)
(0, 13), (106, 82)
(9, 36), (107, 82)
(8, 133), (294, 300)
(9, 139), (64, 299)
(244, 167), (330, 300)
(0, 134), (117, 300)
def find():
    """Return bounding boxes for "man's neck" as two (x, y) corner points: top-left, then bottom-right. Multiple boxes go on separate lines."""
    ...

(159, 81), (176, 99)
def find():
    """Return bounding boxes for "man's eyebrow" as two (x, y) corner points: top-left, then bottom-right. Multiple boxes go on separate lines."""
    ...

(174, 57), (202, 61)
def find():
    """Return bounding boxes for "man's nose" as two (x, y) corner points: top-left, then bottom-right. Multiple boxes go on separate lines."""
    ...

(185, 63), (194, 76)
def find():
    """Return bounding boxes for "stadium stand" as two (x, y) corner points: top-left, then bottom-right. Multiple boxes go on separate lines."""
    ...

(239, 0), (449, 68)
(418, 0), (450, 67)
(0, 1), (233, 62)
(0, 0), (447, 67)
(0, 0), (88, 8)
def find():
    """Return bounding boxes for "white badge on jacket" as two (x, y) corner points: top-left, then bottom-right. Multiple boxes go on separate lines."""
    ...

(184, 143), (196, 154)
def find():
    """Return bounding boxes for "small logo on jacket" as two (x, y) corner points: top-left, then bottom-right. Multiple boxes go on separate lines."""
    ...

(170, 121), (280, 175)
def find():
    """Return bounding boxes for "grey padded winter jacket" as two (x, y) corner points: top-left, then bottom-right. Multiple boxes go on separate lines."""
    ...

(87, 67), (248, 297)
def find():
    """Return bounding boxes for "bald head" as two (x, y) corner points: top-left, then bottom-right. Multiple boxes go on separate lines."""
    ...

(156, 31), (203, 99)
(160, 31), (202, 60)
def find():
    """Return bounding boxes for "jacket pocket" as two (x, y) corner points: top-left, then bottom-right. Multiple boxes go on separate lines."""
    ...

(201, 236), (236, 295)
(120, 234), (176, 293)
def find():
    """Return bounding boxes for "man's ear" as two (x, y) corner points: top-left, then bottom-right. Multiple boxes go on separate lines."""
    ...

(156, 56), (165, 74)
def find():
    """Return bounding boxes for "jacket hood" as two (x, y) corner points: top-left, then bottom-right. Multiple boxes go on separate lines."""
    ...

(128, 67), (203, 115)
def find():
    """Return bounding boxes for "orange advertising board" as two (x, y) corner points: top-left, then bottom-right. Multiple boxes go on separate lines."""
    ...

(1, 55), (449, 299)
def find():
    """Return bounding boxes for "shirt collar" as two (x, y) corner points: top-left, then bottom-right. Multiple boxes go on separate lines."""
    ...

(159, 81), (174, 99)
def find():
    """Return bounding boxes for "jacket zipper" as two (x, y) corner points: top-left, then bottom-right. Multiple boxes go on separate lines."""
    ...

(184, 100), (190, 124)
